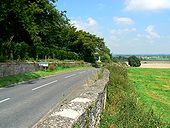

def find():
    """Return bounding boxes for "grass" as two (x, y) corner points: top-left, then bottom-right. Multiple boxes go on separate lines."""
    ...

(73, 122), (81, 128)
(0, 65), (92, 88)
(128, 68), (170, 123)
(100, 63), (169, 128)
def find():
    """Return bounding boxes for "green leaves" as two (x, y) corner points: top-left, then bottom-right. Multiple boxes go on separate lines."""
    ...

(128, 56), (141, 67)
(0, 0), (111, 62)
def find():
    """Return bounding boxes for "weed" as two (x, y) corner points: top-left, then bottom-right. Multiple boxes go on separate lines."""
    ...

(73, 122), (81, 128)
(100, 63), (169, 128)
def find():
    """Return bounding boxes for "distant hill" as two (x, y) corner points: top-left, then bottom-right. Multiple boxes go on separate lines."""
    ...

(112, 54), (170, 61)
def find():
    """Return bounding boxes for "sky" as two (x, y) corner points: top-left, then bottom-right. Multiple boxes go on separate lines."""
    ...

(56, 0), (170, 55)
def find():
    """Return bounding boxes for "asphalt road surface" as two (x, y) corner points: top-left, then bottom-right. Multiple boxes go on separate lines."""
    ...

(0, 68), (98, 128)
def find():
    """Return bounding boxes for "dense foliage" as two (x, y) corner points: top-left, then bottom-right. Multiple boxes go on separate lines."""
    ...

(128, 56), (141, 67)
(0, 0), (111, 63)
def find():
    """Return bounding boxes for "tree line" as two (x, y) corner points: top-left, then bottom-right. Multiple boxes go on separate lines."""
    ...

(0, 0), (111, 63)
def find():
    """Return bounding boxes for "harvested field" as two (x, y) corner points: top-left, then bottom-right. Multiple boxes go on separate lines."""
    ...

(140, 61), (170, 68)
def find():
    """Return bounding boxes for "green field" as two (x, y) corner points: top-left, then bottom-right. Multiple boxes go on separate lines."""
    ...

(128, 68), (170, 123)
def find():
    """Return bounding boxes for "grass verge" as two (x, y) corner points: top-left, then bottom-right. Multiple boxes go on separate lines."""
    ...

(100, 63), (169, 128)
(0, 65), (92, 88)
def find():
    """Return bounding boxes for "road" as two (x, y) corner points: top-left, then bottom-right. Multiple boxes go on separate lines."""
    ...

(0, 68), (98, 128)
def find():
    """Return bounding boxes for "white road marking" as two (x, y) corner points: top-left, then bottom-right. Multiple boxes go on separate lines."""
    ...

(64, 74), (76, 79)
(32, 80), (58, 91)
(0, 98), (10, 104)
(79, 71), (86, 74)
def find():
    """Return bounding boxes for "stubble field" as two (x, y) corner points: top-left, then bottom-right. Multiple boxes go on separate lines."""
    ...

(140, 61), (170, 68)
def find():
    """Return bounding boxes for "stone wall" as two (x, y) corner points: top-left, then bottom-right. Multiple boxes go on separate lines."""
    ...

(0, 61), (91, 77)
(56, 61), (92, 68)
(33, 69), (109, 128)
(0, 62), (40, 77)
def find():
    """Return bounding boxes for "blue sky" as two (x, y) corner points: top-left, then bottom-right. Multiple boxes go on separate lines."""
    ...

(56, 0), (170, 54)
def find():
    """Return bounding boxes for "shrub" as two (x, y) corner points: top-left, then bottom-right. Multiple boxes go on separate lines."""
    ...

(0, 56), (7, 62)
(128, 56), (141, 67)
(48, 64), (56, 71)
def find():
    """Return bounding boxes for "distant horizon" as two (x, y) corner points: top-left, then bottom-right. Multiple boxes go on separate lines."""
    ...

(112, 53), (170, 56)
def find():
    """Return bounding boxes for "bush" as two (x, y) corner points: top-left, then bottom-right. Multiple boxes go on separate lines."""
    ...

(128, 56), (141, 67)
(0, 56), (7, 62)
(48, 64), (56, 71)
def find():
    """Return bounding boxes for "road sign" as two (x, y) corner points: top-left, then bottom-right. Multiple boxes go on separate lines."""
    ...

(38, 62), (49, 67)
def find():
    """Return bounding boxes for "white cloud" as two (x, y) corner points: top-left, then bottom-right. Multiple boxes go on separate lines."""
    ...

(71, 20), (85, 30)
(113, 17), (134, 25)
(145, 25), (160, 39)
(70, 17), (102, 37)
(110, 28), (136, 40)
(87, 17), (98, 27)
(125, 0), (170, 11)
(71, 17), (98, 31)
(111, 28), (136, 35)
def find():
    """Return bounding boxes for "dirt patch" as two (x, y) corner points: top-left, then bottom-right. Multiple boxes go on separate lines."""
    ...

(140, 61), (170, 68)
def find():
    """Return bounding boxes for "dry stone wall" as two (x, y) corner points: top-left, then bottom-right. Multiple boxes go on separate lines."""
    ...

(0, 62), (40, 77)
(0, 62), (91, 77)
(33, 69), (109, 128)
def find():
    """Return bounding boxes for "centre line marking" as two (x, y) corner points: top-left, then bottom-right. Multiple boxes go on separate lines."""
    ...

(64, 74), (76, 79)
(0, 98), (10, 104)
(32, 80), (58, 91)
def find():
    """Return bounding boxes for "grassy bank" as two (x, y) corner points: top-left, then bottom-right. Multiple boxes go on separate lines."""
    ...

(0, 65), (92, 88)
(128, 68), (170, 123)
(100, 63), (169, 128)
